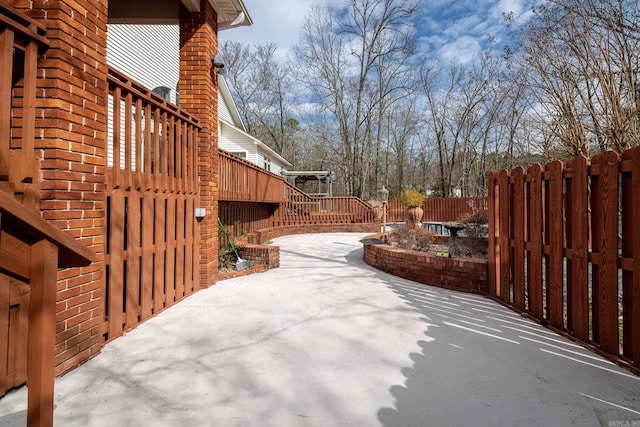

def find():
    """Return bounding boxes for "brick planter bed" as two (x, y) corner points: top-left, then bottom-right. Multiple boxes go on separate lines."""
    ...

(362, 234), (488, 294)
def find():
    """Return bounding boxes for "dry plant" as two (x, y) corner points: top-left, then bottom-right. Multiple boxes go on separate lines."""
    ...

(388, 225), (435, 252)
(453, 210), (489, 258)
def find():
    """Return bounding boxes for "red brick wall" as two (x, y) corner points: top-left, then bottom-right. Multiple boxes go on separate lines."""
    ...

(180, 0), (219, 289)
(237, 245), (280, 269)
(11, 0), (109, 374)
(363, 236), (488, 294)
(7, 0), (224, 377)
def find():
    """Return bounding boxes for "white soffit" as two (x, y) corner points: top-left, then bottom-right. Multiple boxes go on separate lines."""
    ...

(209, 0), (253, 30)
(180, 0), (252, 28)
(181, 0), (199, 12)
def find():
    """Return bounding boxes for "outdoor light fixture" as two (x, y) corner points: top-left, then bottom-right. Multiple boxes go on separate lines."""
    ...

(378, 185), (389, 235)
(212, 54), (225, 70)
(195, 208), (206, 219)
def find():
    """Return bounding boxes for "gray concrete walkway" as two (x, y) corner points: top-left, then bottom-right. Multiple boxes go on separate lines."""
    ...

(1, 233), (640, 426)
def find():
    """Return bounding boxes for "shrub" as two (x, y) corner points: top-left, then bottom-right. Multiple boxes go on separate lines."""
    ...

(400, 188), (425, 208)
(458, 210), (488, 225)
(458, 210), (489, 239)
(388, 225), (435, 252)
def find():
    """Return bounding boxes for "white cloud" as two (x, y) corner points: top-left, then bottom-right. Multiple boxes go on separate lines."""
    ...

(438, 36), (482, 64)
(490, 0), (532, 23)
(221, 0), (524, 64)
(442, 15), (485, 38)
(220, 0), (346, 60)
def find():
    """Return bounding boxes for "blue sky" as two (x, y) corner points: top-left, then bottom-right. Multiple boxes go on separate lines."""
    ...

(219, 0), (533, 64)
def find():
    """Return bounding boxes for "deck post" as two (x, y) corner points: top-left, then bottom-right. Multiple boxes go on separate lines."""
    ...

(27, 240), (58, 427)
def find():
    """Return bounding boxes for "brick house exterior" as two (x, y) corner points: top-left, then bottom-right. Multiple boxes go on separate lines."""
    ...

(2, 0), (251, 381)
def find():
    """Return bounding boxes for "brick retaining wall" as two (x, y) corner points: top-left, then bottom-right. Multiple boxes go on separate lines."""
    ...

(362, 235), (488, 294)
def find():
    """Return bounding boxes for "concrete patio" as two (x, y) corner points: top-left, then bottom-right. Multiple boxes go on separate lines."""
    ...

(1, 232), (639, 426)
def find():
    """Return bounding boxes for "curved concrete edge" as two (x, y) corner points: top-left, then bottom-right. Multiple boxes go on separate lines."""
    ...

(232, 224), (379, 271)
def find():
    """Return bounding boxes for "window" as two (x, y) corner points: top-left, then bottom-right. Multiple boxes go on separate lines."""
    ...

(152, 86), (171, 101)
(231, 152), (247, 159)
(264, 157), (272, 171)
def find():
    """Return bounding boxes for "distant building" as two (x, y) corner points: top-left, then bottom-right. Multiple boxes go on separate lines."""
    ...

(218, 75), (292, 174)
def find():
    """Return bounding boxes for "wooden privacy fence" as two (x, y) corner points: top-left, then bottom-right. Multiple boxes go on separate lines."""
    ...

(386, 197), (487, 223)
(488, 147), (640, 372)
(105, 67), (200, 342)
(219, 201), (277, 239)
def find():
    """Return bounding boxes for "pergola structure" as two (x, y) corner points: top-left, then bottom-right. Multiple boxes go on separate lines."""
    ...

(284, 171), (335, 197)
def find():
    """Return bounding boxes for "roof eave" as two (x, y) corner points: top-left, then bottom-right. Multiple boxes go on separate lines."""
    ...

(208, 0), (253, 31)
(180, 0), (252, 29)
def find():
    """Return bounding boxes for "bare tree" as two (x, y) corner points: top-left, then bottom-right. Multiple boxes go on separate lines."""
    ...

(511, 0), (640, 156)
(420, 58), (495, 196)
(292, 0), (419, 197)
(219, 41), (299, 161)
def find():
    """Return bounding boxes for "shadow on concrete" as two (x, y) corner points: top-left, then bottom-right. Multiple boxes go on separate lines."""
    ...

(360, 256), (640, 427)
(2, 235), (639, 426)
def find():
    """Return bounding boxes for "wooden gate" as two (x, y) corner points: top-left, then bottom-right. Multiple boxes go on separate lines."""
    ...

(105, 68), (200, 341)
(0, 272), (29, 396)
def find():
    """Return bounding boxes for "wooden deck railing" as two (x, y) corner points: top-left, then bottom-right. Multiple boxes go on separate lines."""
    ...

(386, 197), (487, 223)
(107, 67), (199, 192)
(0, 0), (48, 207)
(279, 181), (375, 225)
(488, 147), (640, 374)
(218, 148), (376, 235)
(218, 149), (285, 203)
(0, 194), (93, 427)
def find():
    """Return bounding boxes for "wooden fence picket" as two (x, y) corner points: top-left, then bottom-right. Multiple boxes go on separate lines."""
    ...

(527, 164), (543, 319)
(125, 192), (142, 328)
(498, 170), (510, 302)
(175, 194), (185, 300)
(185, 197), (195, 295)
(621, 147), (640, 367)
(154, 193), (167, 315)
(545, 160), (564, 329)
(108, 190), (125, 339)
(566, 156), (589, 341)
(591, 151), (620, 353)
(511, 167), (525, 310)
(487, 172), (498, 298)
(165, 193), (176, 305)
(140, 192), (154, 321)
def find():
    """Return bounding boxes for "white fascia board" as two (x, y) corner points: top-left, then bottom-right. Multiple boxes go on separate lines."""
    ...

(252, 140), (292, 168)
(218, 75), (246, 131)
